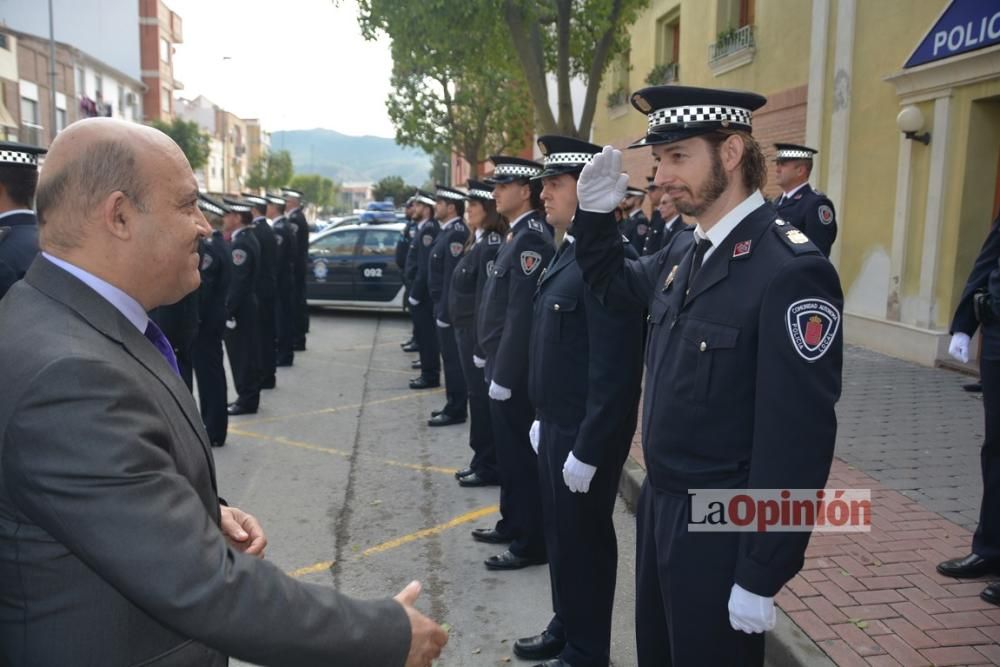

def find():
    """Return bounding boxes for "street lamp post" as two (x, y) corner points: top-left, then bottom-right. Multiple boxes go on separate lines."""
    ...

(48, 0), (58, 144)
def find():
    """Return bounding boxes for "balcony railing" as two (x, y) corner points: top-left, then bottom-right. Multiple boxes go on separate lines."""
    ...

(709, 24), (755, 63)
(646, 62), (679, 86)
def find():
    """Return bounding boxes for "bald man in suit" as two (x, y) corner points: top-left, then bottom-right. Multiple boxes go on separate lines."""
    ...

(0, 118), (446, 667)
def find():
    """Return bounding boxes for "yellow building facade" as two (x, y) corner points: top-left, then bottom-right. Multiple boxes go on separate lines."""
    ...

(592, 0), (1000, 367)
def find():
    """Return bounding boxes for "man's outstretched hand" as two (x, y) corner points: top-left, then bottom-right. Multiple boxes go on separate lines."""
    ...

(395, 581), (448, 667)
(577, 145), (629, 214)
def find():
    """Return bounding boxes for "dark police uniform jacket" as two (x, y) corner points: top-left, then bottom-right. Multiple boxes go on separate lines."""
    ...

(644, 214), (691, 257)
(574, 198), (843, 597)
(410, 219), (439, 304)
(272, 216), (297, 296)
(429, 217), (469, 324)
(529, 238), (644, 465)
(287, 207), (309, 283)
(0, 210), (39, 300)
(774, 184), (837, 258)
(225, 227), (261, 323)
(199, 232), (231, 334)
(476, 211), (554, 388)
(951, 215), (1000, 359)
(396, 218), (419, 273)
(621, 209), (651, 251)
(449, 231), (504, 332)
(251, 217), (278, 300)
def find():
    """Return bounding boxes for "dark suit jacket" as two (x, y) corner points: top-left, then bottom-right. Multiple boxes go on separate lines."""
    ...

(0, 257), (410, 666)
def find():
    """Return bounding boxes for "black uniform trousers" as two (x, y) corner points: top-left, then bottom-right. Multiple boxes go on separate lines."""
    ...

(635, 480), (765, 667)
(225, 315), (261, 411)
(538, 421), (629, 667)
(455, 325), (498, 482)
(436, 324), (467, 416)
(412, 300), (440, 379)
(193, 327), (228, 445)
(489, 379), (545, 558)
(258, 293), (277, 385)
(275, 288), (296, 366)
(975, 357), (1000, 560)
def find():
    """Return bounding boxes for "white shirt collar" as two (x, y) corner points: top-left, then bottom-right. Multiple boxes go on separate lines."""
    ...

(629, 208), (642, 218)
(232, 226), (249, 240)
(42, 252), (149, 333)
(0, 209), (35, 222)
(694, 190), (765, 262)
(564, 233), (575, 244)
(475, 228), (484, 240)
(782, 182), (810, 199)
(252, 216), (267, 224)
(665, 214), (680, 231)
(509, 210), (534, 229)
(445, 216), (461, 227)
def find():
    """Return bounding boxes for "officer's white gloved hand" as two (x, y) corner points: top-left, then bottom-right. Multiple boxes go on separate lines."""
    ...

(728, 583), (776, 634)
(473, 355), (486, 369)
(562, 452), (597, 493)
(408, 296), (420, 306)
(949, 332), (970, 363)
(577, 146), (630, 214)
(225, 318), (237, 330)
(435, 319), (451, 328)
(488, 381), (511, 401)
(529, 420), (540, 454)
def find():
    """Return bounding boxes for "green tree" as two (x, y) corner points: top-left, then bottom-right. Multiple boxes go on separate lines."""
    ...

(357, 1), (534, 172)
(289, 174), (340, 210)
(246, 150), (295, 191)
(371, 175), (413, 206)
(150, 118), (211, 171)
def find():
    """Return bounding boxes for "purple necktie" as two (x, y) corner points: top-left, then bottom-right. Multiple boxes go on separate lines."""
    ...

(144, 319), (181, 377)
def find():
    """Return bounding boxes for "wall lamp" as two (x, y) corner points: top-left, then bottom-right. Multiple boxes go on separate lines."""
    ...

(896, 105), (930, 145)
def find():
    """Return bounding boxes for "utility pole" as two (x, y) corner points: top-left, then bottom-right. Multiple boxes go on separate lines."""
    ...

(47, 0), (58, 144)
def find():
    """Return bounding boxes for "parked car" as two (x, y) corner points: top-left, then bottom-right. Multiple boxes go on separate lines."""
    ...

(305, 222), (406, 312)
(360, 200), (398, 224)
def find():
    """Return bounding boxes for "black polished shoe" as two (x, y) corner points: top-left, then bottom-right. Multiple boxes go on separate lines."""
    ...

(261, 378), (276, 390)
(211, 441), (225, 448)
(484, 549), (546, 571)
(471, 527), (512, 544)
(226, 403), (258, 416)
(455, 467), (474, 479)
(458, 472), (498, 487)
(937, 553), (1000, 578)
(982, 582), (1000, 606)
(400, 337), (415, 349)
(409, 376), (440, 390)
(428, 413), (467, 427)
(411, 360), (422, 369)
(964, 382), (983, 392)
(276, 360), (293, 367)
(293, 343), (306, 352)
(513, 631), (565, 661)
(532, 660), (570, 667)
(402, 343), (419, 353)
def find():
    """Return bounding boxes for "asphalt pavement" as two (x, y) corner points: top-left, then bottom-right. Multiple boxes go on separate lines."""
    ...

(217, 309), (638, 666)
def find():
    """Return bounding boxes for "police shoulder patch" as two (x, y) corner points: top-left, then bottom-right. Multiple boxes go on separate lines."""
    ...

(786, 298), (840, 362)
(450, 242), (464, 258)
(774, 224), (817, 255)
(637, 223), (648, 237)
(200, 253), (213, 271)
(232, 249), (247, 266)
(422, 234), (433, 246)
(289, 222), (299, 233)
(486, 260), (495, 276)
(528, 220), (545, 233)
(488, 232), (502, 245)
(520, 250), (543, 275)
(818, 204), (835, 226)
(276, 235), (284, 246)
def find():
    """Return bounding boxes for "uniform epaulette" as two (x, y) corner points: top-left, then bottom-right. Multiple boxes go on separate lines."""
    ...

(528, 220), (545, 233)
(487, 232), (502, 245)
(773, 220), (820, 255)
(621, 234), (630, 244)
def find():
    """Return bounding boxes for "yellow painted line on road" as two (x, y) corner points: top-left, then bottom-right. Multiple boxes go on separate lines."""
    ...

(287, 504), (498, 578)
(227, 429), (460, 477)
(234, 388), (444, 427)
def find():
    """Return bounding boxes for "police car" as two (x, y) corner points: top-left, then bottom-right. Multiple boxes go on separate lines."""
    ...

(306, 221), (406, 311)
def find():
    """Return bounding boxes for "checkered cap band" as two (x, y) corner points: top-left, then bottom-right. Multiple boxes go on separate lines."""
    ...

(468, 188), (493, 200)
(228, 203), (251, 213)
(0, 149), (39, 166)
(243, 195), (268, 206)
(265, 195), (285, 204)
(415, 195), (436, 206)
(198, 200), (224, 216)
(494, 163), (541, 178)
(776, 149), (815, 160)
(647, 104), (753, 133)
(543, 152), (595, 167)
(436, 188), (467, 201)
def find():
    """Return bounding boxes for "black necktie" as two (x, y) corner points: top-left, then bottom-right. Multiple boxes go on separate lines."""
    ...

(688, 237), (713, 289)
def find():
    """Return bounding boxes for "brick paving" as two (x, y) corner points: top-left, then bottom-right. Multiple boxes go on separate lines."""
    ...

(628, 345), (1000, 665)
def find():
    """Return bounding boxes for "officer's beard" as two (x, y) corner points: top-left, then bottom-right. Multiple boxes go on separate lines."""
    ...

(672, 148), (728, 218)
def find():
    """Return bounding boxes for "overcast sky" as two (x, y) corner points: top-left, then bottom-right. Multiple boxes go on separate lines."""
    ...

(167, 0), (396, 137)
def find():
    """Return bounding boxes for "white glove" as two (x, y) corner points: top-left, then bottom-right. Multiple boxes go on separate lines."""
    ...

(408, 296), (419, 306)
(225, 318), (237, 330)
(488, 381), (511, 401)
(529, 420), (540, 454)
(728, 583), (776, 634)
(435, 319), (451, 328)
(577, 145), (630, 214)
(562, 452), (597, 493)
(949, 332), (970, 363)
(473, 355), (486, 369)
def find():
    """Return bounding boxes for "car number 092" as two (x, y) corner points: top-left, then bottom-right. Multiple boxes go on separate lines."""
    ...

(363, 267), (383, 279)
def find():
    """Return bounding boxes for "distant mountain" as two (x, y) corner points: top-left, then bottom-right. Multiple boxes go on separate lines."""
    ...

(270, 129), (431, 186)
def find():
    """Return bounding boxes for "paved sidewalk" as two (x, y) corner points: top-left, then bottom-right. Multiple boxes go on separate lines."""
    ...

(622, 345), (1000, 666)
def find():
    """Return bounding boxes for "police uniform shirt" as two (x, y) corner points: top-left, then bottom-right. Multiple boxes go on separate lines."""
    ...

(430, 217), (469, 324)
(226, 226), (261, 321)
(410, 218), (440, 304)
(774, 182), (837, 258)
(0, 209), (39, 300)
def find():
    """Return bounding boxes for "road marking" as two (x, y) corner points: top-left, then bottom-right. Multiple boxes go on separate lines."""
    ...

(233, 388), (445, 426)
(228, 429), (460, 476)
(287, 505), (498, 578)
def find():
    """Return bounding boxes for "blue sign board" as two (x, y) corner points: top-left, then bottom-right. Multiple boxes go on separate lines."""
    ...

(905, 0), (1000, 68)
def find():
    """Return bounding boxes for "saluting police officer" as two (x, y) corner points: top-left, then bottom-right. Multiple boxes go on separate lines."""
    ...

(398, 196), (420, 353)
(940, 213), (1000, 607)
(283, 187), (310, 351)
(222, 200), (262, 416)
(0, 141), (46, 300)
(473, 155), (554, 571)
(514, 136), (645, 667)
(772, 144), (837, 257)
(407, 190), (441, 389)
(192, 194), (231, 447)
(449, 179), (507, 488)
(267, 193), (297, 367)
(427, 185), (470, 426)
(243, 194), (279, 389)
(573, 86), (843, 666)
(619, 186), (649, 250)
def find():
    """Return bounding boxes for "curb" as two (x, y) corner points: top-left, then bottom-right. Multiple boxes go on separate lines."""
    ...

(617, 459), (835, 667)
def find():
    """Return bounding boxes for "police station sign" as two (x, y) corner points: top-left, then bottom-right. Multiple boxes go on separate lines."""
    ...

(905, 0), (1000, 69)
